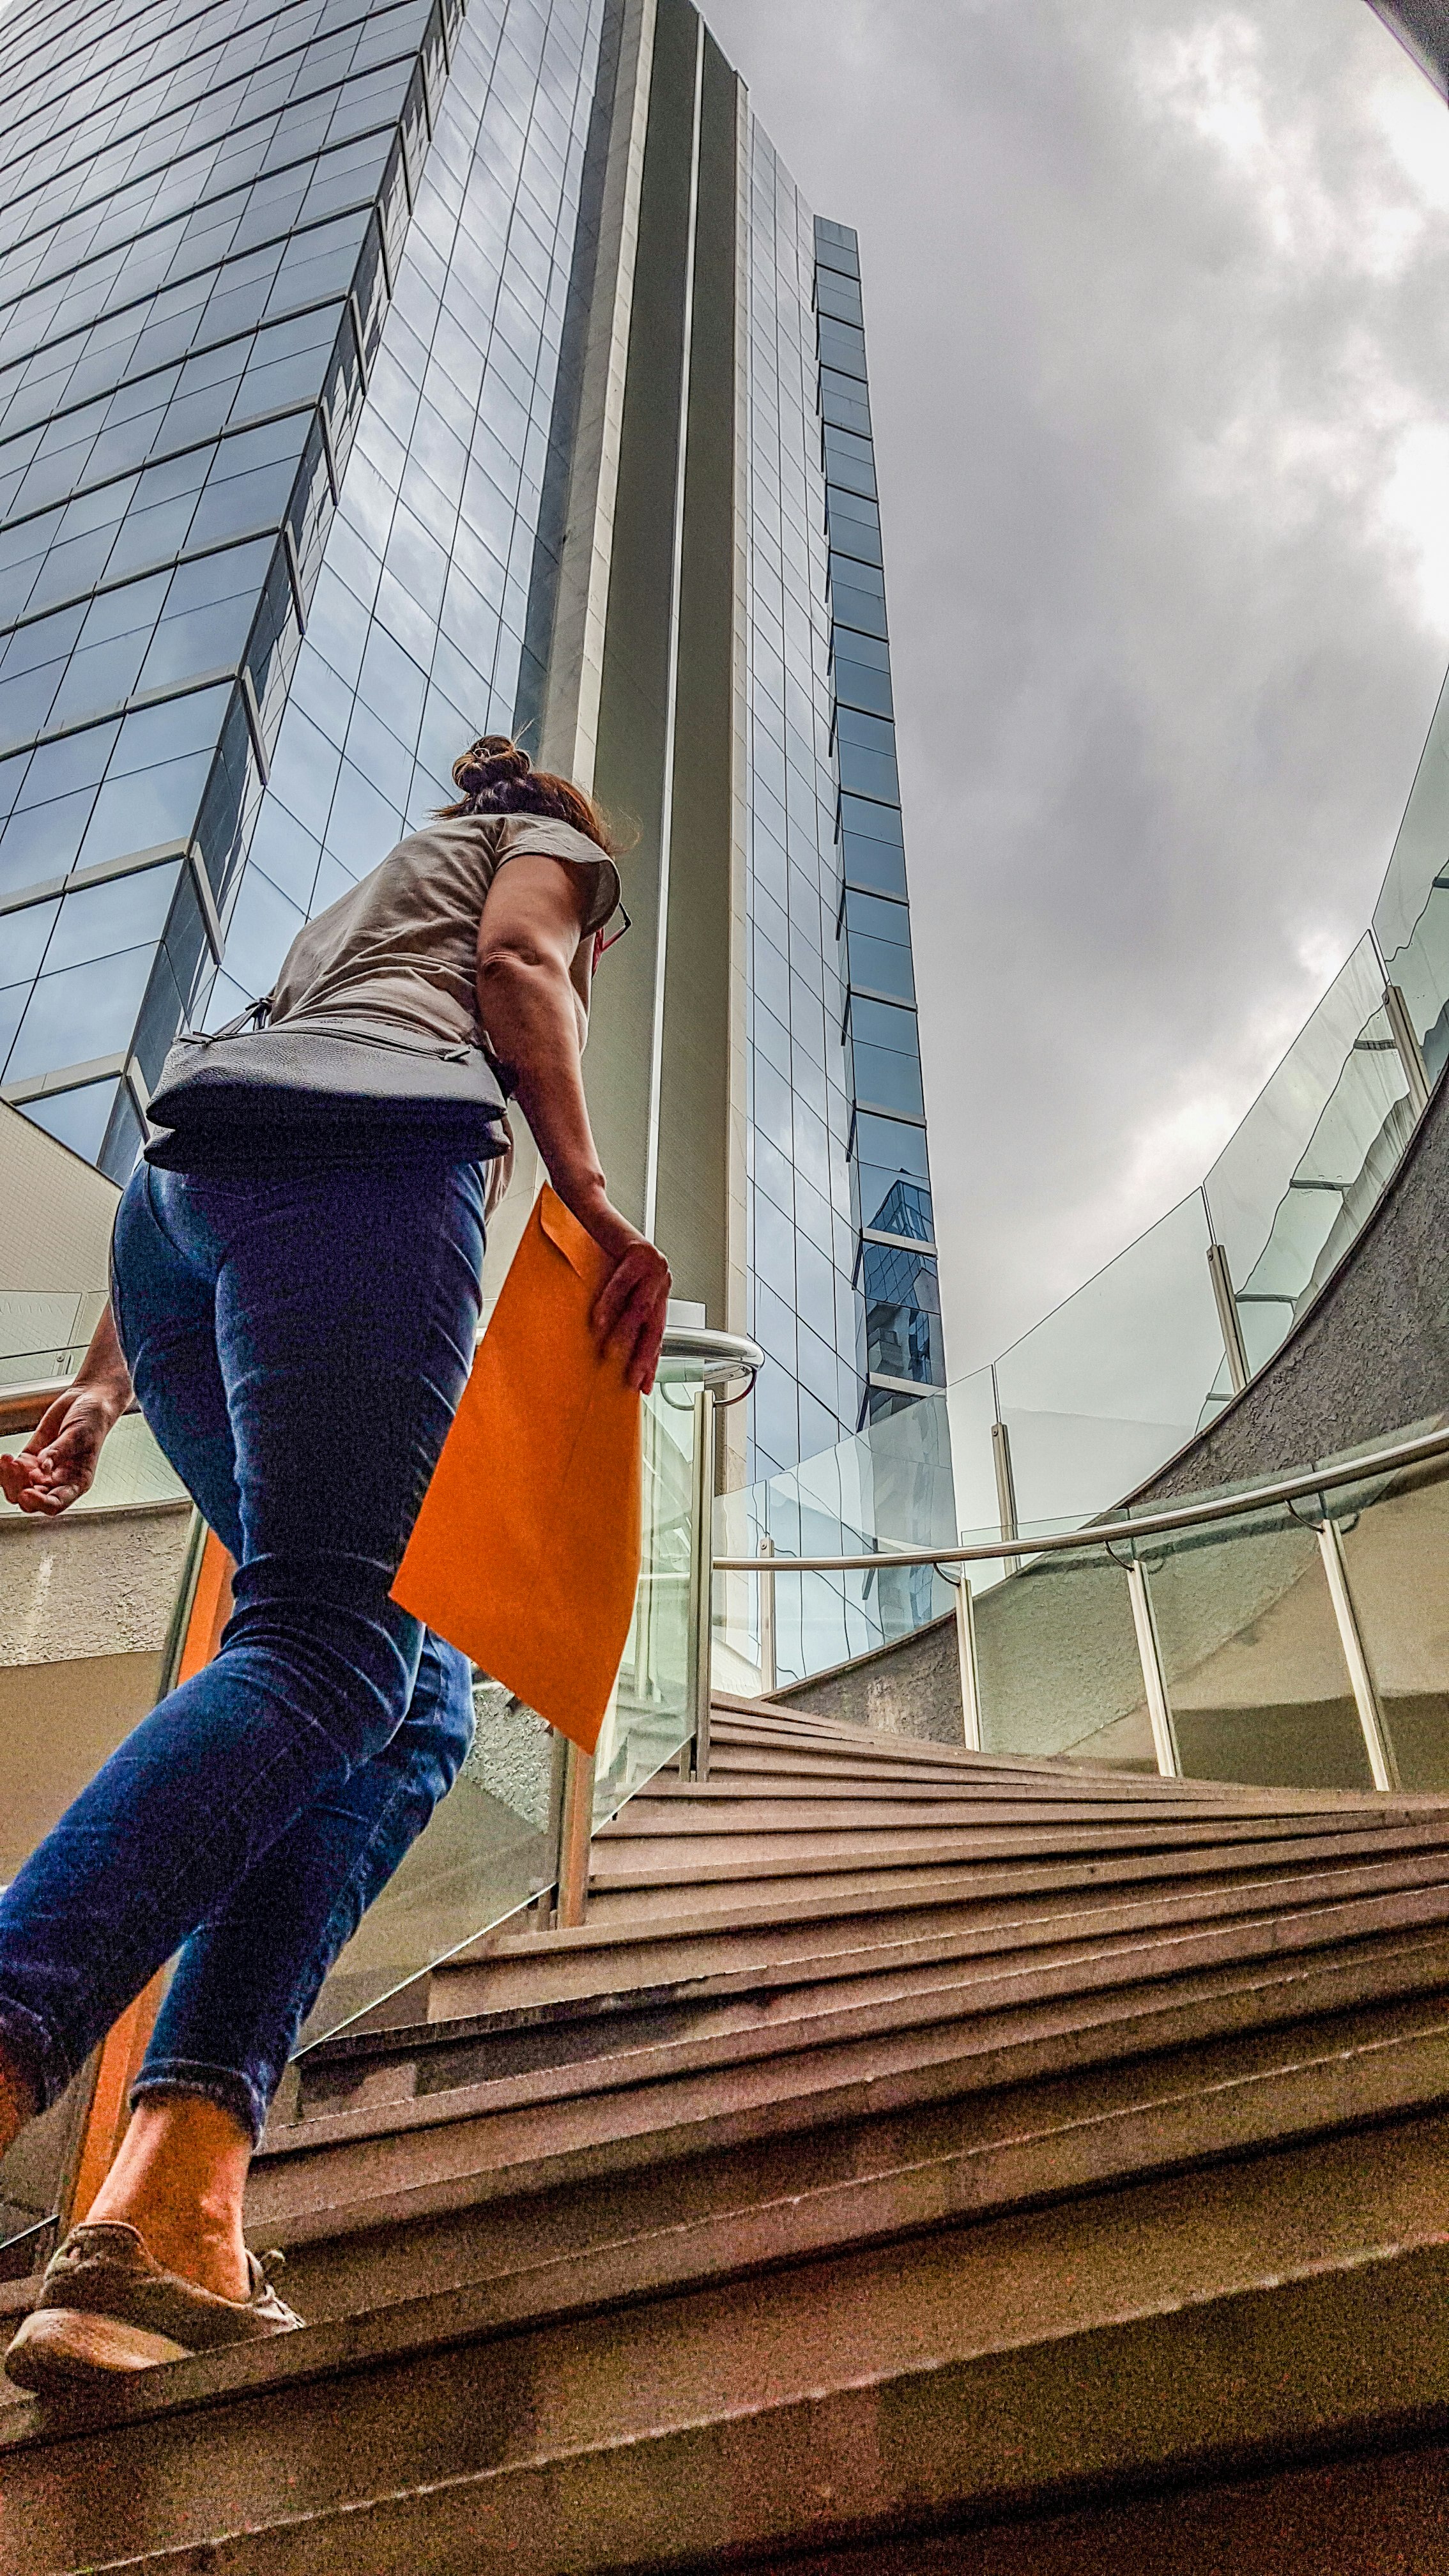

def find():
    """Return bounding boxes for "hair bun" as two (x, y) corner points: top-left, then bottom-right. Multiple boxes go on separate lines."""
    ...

(452, 735), (532, 797)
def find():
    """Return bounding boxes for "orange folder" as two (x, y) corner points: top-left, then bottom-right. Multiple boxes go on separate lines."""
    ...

(391, 1186), (641, 1755)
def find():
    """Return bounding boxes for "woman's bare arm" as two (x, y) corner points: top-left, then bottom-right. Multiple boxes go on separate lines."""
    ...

(0, 1301), (133, 1516)
(477, 853), (670, 1394)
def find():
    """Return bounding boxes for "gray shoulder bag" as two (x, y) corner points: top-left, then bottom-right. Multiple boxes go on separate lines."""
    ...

(144, 996), (510, 1174)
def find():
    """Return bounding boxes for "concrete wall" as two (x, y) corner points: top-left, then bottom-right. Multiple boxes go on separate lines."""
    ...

(771, 1609), (965, 1745)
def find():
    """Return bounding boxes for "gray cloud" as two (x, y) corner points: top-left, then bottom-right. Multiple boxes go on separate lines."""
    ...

(706, 0), (1449, 1376)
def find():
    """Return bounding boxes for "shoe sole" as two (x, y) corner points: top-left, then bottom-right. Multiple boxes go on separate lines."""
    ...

(5, 2305), (192, 2392)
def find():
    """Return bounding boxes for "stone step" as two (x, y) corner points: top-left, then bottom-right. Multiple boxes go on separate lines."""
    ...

(248, 1984), (1449, 2329)
(10, 2107), (1449, 2572)
(596, 1788), (1438, 1842)
(705, 1710), (1228, 1790)
(707, 1703), (1368, 1798)
(695, 1740), (1257, 1797)
(282, 1887), (1449, 2145)
(307, 1843), (1449, 2104)
(241, 1914), (1449, 2295)
(581, 1808), (1442, 1902)
(425, 1809), (1449, 2007)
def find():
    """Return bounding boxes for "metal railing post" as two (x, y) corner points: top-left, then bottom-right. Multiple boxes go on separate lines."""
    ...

(687, 1383), (716, 1781)
(1206, 1236), (1250, 1395)
(758, 1531), (777, 1698)
(1383, 981), (1431, 1117)
(953, 1575), (982, 1751)
(1125, 1558), (1180, 1779)
(1315, 1514), (1399, 1792)
(555, 1739), (595, 1929)
(990, 1411), (1020, 1577)
(533, 1728), (570, 1928)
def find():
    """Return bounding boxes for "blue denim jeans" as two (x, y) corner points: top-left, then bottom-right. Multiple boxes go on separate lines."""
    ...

(0, 1154), (486, 2144)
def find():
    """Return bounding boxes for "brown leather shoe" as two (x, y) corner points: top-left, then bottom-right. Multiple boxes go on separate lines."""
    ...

(4, 2220), (303, 2395)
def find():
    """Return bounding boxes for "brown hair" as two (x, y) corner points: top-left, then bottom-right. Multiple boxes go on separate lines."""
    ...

(436, 735), (616, 853)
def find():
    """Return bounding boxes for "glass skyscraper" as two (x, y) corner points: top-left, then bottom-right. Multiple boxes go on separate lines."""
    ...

(0, 0), (946, 1485)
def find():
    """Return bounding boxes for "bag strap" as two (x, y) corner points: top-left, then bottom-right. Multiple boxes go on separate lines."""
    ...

(180, 992), (272, 1046)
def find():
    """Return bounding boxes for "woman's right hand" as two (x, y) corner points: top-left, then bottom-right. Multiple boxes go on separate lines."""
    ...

(0, 1381), (125, 1515)
(579, 1195), (671, 1395)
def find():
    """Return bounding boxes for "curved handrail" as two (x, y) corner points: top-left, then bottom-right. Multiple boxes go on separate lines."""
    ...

(714, 1419), (1449, 1572)
(659, 1324), (763, 1388)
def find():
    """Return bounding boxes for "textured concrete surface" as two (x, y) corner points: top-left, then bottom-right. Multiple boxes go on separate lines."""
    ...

(1138, 1062), (1449, 1498)
(0, 1505), (191, 1666)
(466, 1680), (554, 1826)
(772, 1611), (964, 1744)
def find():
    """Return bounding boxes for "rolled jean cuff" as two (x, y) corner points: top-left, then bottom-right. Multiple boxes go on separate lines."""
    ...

(130, 2059), (265, 2150)
(0, 1999), (72, 2118)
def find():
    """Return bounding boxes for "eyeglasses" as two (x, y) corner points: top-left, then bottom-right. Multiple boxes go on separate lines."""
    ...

(595, 902), (632, 959)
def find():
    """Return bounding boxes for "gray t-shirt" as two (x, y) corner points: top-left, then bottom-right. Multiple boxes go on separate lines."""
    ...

(268, 811), (620, 1050)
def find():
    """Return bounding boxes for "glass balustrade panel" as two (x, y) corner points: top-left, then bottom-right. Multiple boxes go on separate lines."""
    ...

(593, 1363), (704, 1822)
(0, 1414), (194, 2260)
(712, 1399), (956, 1689)
(974, 1547), (1153, 1770)
(1226, 998), (1411, 1380)
(1332, 1461), (1449, 1792)
(1142, 1508), (1371, 1789)
(302, 1366), (709, 2041)
(946, 1364), (1006, 1590)
(0, 1289), (111, 1390)
(994, 1192), (1224, 1529)
(1204, 936), (1388, 1304)
(1372, 665), (1449, 1082)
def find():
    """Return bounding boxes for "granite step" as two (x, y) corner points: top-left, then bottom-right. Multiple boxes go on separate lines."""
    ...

(9, 2108), (1449, 2573)
(10, 1700), (1449, 2572)
(418, 1813), (1449, 2016)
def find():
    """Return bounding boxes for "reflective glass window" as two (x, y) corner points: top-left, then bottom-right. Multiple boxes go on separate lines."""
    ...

(19, 1075), (121, 1162)
(75, 745), (214, 871)
(42, 858), (181, 974)
(0, 788), (98, 897)
(0, 894), (61, 986)
(4, 941), (155, 1081)
(854, 1108), (930, 1222)
(834, 642), (892, 721)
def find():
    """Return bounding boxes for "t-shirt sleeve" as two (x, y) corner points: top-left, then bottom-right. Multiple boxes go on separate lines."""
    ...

(491, 814), (622, 936)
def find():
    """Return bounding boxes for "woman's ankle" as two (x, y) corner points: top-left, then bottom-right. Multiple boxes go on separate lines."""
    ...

(85, 2096), (253, 2303)
(89, 2198), (250, 2304)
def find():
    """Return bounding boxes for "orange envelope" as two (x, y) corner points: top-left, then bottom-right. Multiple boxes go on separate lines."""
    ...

(391, 1186), (641, 1754)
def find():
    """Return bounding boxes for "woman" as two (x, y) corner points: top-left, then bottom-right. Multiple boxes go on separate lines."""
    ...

(0, 737), (669, 2394)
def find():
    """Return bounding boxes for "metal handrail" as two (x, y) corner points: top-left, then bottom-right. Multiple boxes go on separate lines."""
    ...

(552, 1319), (761, 1928)
(712, 1419), (1449, 1573)
(658, 1324), (763, 1386)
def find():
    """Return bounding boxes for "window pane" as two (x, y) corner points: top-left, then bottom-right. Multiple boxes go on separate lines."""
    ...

(0, 897), (61, 987)
(75, 751), (214, 871)
(4, 945), (154, 1081)
(43, 861), (181, 974)
(19, 1077), (121, 1163)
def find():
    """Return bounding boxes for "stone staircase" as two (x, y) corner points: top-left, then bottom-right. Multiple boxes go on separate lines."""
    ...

(10, 1694), (1449, 2570)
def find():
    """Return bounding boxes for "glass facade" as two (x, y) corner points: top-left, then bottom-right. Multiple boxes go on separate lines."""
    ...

(201, 0), (607, 1030)
(0, 0), (949, 1510)
(739, 136), (859, 1480)
(813, 217), (947, 1449)
(0, 0), (457, 1170)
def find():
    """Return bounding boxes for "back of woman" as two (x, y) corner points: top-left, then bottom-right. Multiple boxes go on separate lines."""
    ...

(0, 737), (669, 2398)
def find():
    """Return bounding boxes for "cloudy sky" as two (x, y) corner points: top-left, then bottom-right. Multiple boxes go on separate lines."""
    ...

(707, 0), (1449, 1379)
